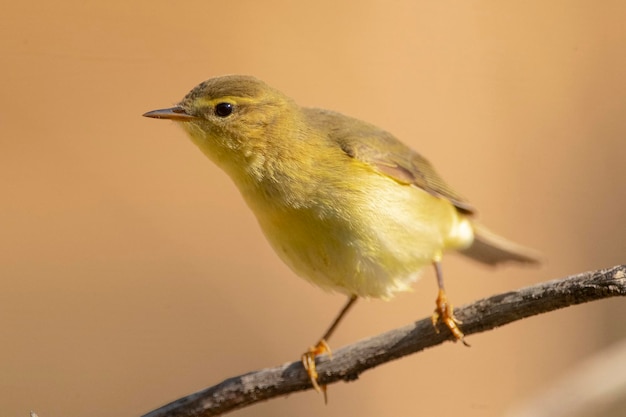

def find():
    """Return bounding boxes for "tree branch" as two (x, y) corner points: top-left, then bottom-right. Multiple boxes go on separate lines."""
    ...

(141, 265), (626, 417)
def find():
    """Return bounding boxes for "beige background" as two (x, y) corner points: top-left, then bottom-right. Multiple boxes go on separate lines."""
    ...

(2, 1), (625, 417)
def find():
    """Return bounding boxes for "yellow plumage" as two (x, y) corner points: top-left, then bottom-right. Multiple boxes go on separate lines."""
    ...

(143, 74), (539, 393)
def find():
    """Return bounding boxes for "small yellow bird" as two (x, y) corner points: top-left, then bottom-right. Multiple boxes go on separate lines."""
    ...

(143, 75), (539, 394)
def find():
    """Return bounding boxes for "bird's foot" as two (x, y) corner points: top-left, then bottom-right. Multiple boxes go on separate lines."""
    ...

(431, 288), (469, 347)
(302, 339), (331, 401)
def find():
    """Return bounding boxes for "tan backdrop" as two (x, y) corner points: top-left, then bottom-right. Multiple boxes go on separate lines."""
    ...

(2, 1), (625, 417)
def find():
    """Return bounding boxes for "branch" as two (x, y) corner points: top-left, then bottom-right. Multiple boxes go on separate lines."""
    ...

(141, 265), (626, 417)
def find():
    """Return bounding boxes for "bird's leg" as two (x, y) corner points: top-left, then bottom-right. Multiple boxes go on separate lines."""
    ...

(431, 261), (469, 346)
(302, 295), (358, 400)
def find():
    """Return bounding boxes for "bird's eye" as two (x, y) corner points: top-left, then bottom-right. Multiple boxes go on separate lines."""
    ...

(215, 102), (234, 117)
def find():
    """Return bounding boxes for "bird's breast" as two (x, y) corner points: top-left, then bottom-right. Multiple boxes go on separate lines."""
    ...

(243, 170), (473, 299)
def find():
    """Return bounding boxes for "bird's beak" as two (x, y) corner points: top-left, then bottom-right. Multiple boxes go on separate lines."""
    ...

(142, 106), (197, 121)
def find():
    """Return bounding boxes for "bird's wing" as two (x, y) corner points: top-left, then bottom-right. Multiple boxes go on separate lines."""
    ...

(305, 108), (475, 214)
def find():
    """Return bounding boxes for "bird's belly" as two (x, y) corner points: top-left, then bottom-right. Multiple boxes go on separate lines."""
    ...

(252, 182), (473, 299)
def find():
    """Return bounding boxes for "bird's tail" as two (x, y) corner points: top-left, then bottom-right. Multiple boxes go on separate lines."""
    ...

(460, 222), (542, 266)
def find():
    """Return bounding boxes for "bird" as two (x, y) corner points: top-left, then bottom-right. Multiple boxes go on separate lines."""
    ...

(143, 74), (540, 396)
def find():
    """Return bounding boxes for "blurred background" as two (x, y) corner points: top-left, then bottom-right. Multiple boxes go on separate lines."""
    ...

(2, 1), (625, 416)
